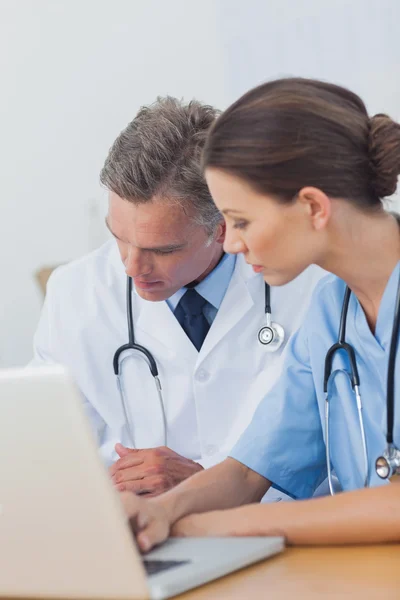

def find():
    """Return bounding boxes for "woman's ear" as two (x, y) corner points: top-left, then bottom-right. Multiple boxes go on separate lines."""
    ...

(296, 186), (331, 230)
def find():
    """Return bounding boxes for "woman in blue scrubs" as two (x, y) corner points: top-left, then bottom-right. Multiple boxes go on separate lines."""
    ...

(122, 78), (400, 549)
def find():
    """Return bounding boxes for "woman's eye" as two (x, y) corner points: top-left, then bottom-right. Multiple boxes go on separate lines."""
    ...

(233, 221), (249, 230)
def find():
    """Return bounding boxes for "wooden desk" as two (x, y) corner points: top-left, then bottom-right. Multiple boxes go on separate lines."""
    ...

(179, 545), (400, 599)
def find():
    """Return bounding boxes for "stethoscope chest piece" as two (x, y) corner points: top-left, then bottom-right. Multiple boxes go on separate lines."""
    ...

(258, 321), (285, 352)
(375, 445), (400, 480)
(258, 283), (285, 352)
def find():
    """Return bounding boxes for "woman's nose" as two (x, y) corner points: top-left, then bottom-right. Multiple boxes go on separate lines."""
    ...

(223, 226), (247, 255)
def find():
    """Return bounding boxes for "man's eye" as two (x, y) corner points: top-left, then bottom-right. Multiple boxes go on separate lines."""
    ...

(153, 249), (176, 255)
(233, 221), (249, 230)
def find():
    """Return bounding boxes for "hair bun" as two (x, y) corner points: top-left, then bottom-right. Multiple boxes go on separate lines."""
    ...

(368, 113), (400, 198)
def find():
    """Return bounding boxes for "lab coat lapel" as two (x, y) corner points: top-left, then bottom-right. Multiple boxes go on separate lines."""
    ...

(198, 256), (258, 362)
(134, 293), (198, 363)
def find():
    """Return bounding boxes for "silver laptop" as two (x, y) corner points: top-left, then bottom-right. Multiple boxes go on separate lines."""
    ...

(0, 366), (284, 599)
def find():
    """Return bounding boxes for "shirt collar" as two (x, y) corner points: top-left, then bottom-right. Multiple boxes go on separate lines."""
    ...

(374, 260), (400, 349)
(166, 253), (236, 312)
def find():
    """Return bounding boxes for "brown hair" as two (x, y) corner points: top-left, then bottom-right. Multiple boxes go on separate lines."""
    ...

(100, 96), (221, 233)
(203, 78), (400, 208)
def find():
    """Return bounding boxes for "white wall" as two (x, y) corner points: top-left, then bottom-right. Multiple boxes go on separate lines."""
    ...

(216, 0), (400, 211)
(0, 0), (228, 366)
(1, 0), (400, 365)
(217, 0), (400, 114)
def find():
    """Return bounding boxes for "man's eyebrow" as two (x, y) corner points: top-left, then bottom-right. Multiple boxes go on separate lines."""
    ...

(104, 218), (186, 252)
(148, 243), (187, 252)
(221, 209), (244, 216)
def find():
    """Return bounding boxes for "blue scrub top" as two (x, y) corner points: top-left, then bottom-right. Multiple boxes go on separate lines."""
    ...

(230, 262), (400, 499)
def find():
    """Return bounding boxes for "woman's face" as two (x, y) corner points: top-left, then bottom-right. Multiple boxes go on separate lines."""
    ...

(206, 168), (325, 286)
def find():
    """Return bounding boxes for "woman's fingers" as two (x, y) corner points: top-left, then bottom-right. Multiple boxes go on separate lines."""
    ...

(136, 510), (169, 551)
(119, 490), (141, 517)
(119, 491), (171, 552)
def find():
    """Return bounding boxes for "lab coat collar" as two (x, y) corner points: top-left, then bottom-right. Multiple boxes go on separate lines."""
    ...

(195, 255), (260, 364)
(134, 292), (199, 364)
(132, 254), (259, 364)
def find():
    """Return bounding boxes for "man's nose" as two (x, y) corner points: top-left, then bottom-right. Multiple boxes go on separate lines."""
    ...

(124, 247), (152, 278)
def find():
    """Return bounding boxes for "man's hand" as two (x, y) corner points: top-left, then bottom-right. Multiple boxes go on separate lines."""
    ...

(119, 492), (170, 552)
(109, 443), (203, 496)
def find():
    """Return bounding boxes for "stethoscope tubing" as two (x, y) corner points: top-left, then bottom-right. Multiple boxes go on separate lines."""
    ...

(324, 272), (400, 490)
(113, 276), (284, 447)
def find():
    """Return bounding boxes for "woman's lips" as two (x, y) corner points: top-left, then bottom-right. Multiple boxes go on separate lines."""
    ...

(251, 265), (264, 273)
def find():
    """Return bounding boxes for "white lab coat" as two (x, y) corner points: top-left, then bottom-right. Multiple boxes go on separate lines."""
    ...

(32, 240), (324, 483)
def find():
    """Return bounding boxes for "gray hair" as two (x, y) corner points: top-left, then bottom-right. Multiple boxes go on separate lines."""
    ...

(100, 96), (222, 235)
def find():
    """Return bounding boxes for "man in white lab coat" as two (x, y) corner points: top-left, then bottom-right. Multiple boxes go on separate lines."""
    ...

(32, 97), (323, 498)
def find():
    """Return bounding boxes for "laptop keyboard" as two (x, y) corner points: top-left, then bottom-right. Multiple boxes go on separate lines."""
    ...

(143, 559), (191, 577)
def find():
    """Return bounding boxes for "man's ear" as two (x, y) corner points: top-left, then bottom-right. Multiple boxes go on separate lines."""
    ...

(296, 186), (331, 231)
(215, 220), (226, 244)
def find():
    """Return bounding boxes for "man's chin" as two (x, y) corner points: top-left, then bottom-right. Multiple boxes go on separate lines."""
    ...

(135, 286), (174, 302)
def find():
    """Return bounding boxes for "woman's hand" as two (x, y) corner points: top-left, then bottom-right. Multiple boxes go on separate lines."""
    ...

(171, 509), (240, 538)
(171, 505), (284, 539)
(119, 491), (171, 552)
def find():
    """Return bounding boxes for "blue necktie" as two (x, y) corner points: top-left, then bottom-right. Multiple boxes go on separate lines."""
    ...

(174, 289), (210, 351)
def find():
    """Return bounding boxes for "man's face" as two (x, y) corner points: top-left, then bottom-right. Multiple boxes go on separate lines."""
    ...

(107, 192), (224, 301)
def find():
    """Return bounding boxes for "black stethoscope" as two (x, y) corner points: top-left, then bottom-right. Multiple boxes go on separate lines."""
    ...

(324, 273), (400, 494)
(112, 276), (285, 447)
(258, 281), (285, 351)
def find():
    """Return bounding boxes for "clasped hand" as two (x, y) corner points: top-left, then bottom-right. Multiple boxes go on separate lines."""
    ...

(109, 443), (203, 497)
